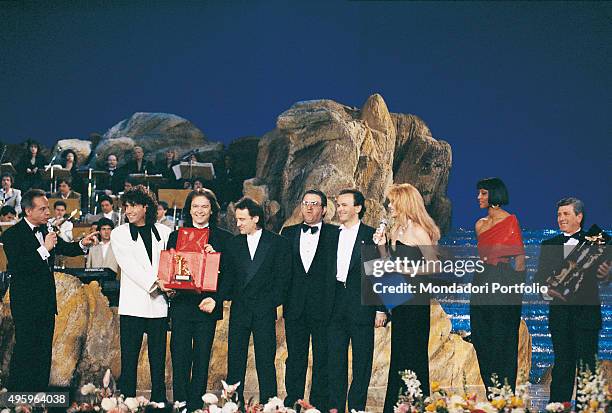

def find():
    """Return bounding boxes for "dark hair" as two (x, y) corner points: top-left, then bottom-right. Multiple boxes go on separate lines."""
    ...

(1, 173), (14, 186)
(96, 217), (115, 229)
(158, 201), (169, 211)
(121, 185), (158, 226)
(58, 177), (72, 188)
(183, 188), (221, 227)
(0, 205), (16, 216)
(26, 140), (40, 152)
(476, 177), (509, 206)
(557, 197), (585, 225)
(338, 188), (366, 219)
(21, 189), (46, 211)
(235, 197), (265, 229)
(303, 189), (328, 207)
(61, 149), (78, 162)
(98, 194), (113, 206)
(54, 200), (67, 210)
(107, 153), (117, 161)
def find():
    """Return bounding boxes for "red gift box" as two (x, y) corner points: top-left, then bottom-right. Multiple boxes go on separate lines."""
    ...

(158, 228), (221, 292)
(176, 227), (210, 252)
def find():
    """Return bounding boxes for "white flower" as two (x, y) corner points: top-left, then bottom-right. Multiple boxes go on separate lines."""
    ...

(222, 401), (239, 413)
(101, 397), (118, 411)
(263, 396), (285, 412)
(303, 409), (320, 413)
(103, 369), (112, 389)
(202, 393), (219, 405)
(474, 402), (497, 413)
(124, 397), (139, 412)
(81, 383), (97, 396)
(545, 402), (564, 412)
(2, 408), (11, 413)
(209, 405), (222, 413)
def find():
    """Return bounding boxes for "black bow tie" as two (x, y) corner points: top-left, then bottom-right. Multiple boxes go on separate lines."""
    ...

(33, 226), (43, 234)
(562, 233), (581, 243)
(301, 224), (319, 234)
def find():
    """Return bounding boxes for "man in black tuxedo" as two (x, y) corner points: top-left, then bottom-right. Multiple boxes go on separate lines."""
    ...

(281, 190), (338, 410)
(535, 197), (610, 402)
(224, 197), (291, 404)
(2, 189), (99, 391)
(326, 189), (387, 413)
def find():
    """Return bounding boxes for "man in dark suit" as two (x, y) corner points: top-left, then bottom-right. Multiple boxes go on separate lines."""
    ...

(224, 197), (291, 404)
(535, 197), (610, 402)
(124, 146), (156, 176)
(326, 189), (387, 413)
(281, 190), (338, 410)
(2, 189), (99, 391)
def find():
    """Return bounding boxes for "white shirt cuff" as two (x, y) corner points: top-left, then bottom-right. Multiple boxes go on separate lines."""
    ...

(37, 245), (50, 261)
(79, 240), (88, 252)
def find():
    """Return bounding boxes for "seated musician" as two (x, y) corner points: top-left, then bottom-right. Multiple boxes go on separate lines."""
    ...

(51, 178), (81, 202)
(86, 217), (118, 273)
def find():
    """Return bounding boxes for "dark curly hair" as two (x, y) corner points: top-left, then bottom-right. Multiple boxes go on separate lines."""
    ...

(61, 149), (79, 167)
(182, 188), (221, 228)
(121, 184), (158, 226)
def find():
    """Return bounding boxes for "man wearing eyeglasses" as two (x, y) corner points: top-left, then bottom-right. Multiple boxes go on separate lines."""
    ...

(281, 190), (338, 411)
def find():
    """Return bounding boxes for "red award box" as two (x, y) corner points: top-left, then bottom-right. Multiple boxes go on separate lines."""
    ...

(176, 227), (210, 252)
(158, 249), (220, 292)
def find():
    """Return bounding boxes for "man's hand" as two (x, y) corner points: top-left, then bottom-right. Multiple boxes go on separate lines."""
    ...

(156, 279), (174, 293)
(44, 232), (58, 252)
(81, 231), (100, 247)
(203, 244), (216, 254)
(199, 297), (216, 313)
(375, 312), (387, 328)
(597, 261), (611, 280)
(545, 288), (566, 302)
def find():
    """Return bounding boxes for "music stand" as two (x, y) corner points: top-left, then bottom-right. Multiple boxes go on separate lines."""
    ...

(128, 173), (167, 190)
(173, 162), (215, 181)
(42, 166), (71, 193)
(0, 163), (16, 175)
(158, 189), (191, 230)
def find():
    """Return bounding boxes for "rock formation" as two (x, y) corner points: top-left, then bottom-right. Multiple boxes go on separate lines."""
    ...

(53, 139), (93, 164)
(245, 94), (452, 233)
(90, 112), (210, 168)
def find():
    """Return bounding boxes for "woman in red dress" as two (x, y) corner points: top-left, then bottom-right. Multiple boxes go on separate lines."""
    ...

(470, 177), (525, 393)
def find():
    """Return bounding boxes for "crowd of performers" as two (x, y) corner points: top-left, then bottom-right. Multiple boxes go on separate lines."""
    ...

(1, 170), (609, 412)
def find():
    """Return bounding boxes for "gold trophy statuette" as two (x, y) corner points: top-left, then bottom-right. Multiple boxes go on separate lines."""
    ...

(174, 255), (192, 281)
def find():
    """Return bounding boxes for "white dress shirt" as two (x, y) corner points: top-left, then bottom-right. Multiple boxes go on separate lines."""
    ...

(300, 222), (322, 273)
(247, 229), (263, 260)
(100, 241), (111, 259)
(336, 221), (360, 283)
(563, 228), (581, 258)
(24, 218), (50, 261)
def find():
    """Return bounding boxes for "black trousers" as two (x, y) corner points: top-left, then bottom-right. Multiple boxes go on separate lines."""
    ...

(549, 308), (599, 402)
(227, 311), (277, 403)
(327, 284), (374, 413)
(470, 304), (521, 391)
(383, 303), (430, 413)
(171, 317), (217, 411)
(119, 315), (167, 402)
(9, 314), (55, 392)
(284, 312), (329, 410)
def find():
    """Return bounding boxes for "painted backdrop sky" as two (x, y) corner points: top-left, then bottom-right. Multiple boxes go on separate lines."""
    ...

(1, 1), (610, 229)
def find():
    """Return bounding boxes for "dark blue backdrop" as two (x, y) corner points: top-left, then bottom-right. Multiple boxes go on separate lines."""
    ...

(1, 1), (610, 229)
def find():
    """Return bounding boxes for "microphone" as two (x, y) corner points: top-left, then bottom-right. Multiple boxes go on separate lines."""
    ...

(376, 218), (388, 235)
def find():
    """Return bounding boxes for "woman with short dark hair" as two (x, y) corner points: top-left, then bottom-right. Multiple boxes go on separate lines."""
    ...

(471, 177), (525, 392)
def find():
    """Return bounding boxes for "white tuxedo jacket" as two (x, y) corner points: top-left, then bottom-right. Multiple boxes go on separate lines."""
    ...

(111, 222), (172, 318)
